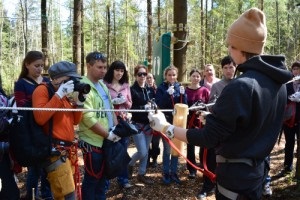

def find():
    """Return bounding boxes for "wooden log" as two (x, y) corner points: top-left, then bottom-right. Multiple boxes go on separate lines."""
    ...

(171, 103), (188, 156)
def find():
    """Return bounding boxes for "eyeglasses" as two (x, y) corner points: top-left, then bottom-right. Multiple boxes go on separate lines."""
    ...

(137, 72), (147, 77)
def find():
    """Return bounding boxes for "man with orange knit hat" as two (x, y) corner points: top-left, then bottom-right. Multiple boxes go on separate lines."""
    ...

(148, 8), (293, 199)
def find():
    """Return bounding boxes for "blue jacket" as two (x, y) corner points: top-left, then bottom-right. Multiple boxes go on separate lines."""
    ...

(155, 81), (187, 123)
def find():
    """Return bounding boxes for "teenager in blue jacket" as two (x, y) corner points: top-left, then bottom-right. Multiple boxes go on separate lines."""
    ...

(155, 65), (187, 185)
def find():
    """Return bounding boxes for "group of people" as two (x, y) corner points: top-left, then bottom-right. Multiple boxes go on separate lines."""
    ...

(0, 6), (299, 200)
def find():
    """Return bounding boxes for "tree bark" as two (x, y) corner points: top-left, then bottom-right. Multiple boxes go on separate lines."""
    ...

(73, 0), (82, 73)
(173, 0), (187, 82)
(41, 0), (49, 72)
(147, 0), (152, 71)
(107, 4), (111, 64)
(20, 0), (28, 53)
(81, 1), (85, 75)
(157, 0), (161, 36)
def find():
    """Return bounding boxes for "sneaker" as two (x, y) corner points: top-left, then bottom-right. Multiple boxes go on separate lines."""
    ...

(197, 192), (207, 200)
(122, 183), (133, 189)
(197, 187), (215, 200)
(128, 165), (133, 179)
(162, 173), (171, 185)
(170, 173), (181, 184)
(262, 184), (272, 196)
(137, 174), (154, 185)
(188, 172), (196, 179)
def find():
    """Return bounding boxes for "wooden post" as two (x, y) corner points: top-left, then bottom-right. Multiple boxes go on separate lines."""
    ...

(171, 103), (188, 156)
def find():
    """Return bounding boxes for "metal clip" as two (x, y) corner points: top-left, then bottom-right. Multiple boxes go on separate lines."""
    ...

(149, 98), (158, 113)
(60, 155), (67, 163)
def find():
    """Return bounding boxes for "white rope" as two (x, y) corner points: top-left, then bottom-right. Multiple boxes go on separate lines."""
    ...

(0, 106), (174, 113)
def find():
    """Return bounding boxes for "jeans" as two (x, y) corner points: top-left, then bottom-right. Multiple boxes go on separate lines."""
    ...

(129, 125), (153, 175)
(26, 166), (52, 199)
(162, 137), (178, 174)
(117, 137), (130, 185)
(283, 124), (299, 171)
(0, 153), (19, 200)
(81, 150), (106, 200)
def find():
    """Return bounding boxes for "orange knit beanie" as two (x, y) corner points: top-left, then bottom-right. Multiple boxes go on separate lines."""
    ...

(226, 7), (267, 54)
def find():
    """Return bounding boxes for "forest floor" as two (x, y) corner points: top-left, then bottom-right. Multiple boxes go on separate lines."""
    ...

(16, 135), (300, 200)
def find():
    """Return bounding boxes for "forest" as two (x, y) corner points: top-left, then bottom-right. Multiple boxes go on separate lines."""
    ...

(0, 0), (300, 94)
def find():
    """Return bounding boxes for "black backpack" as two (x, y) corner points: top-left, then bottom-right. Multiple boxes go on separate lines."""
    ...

(9, 82), (54, 167)
(102, 139), (131, 179)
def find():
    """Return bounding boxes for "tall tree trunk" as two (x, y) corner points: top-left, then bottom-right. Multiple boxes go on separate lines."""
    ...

(173, 0), (187, 82)
(275, 0), (280, 54)
(125, 0), (128, 66)
(73, 0), (82, 73)
(157, 0), (161, 36)
(200, 0), (204, 68)
(20, 0), (28, 53)
(258, 0), (264, 10)
(81, 2), (85, 75)
(147, 0), (152, 71)
(113, 1), (117, 59)
(107, 4), (111, 64)
(0, 6), (3, 87)
(41, 0), (49, 72)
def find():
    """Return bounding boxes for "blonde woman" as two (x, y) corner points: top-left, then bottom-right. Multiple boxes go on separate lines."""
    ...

(155, 65), (187, 185)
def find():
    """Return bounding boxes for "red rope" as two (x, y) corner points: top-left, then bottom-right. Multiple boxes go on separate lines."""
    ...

(83, 148), (104, 179)
(56, 144), (82, 200)
(160, 132), (216, 182)
(71, 143), (82, 200)
(170, 94), (175, 106)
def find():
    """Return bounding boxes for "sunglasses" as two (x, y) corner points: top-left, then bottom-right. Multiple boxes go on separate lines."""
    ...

(93, 53), (107, 60)
(137, 72), (147, 77)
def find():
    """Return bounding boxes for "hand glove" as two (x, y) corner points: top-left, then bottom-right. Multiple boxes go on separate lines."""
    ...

(111, 96), (126, 105)
(56, 80), (74, 99)
(179, 85), (185, 94)
(107, 129), (121, 142)
(199, 111), (211, 125)
(148, 111), (170, 133)
(167, 86), (174, 95)
(289, 92), (300, 102)
(112, 116), (139, 137)
(144, 103), (151, 110)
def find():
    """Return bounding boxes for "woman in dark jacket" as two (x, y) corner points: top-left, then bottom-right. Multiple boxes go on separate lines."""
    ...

(128, 65), (155, 184)
(155, 65), (187, 185)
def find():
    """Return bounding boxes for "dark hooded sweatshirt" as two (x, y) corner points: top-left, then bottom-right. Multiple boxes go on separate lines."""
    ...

(186, 55), (292, 192)
(187, 55), (292, 161)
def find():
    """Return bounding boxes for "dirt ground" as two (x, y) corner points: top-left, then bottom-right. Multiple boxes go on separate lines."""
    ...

(16, 135), (300, 200)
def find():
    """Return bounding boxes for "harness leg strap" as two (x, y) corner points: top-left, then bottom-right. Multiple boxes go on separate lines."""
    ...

(217, 183), (239, 200)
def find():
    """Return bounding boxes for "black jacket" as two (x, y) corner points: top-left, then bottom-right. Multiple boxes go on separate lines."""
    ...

(130, 81), (155, 124)
(187, 55), (293, 160)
